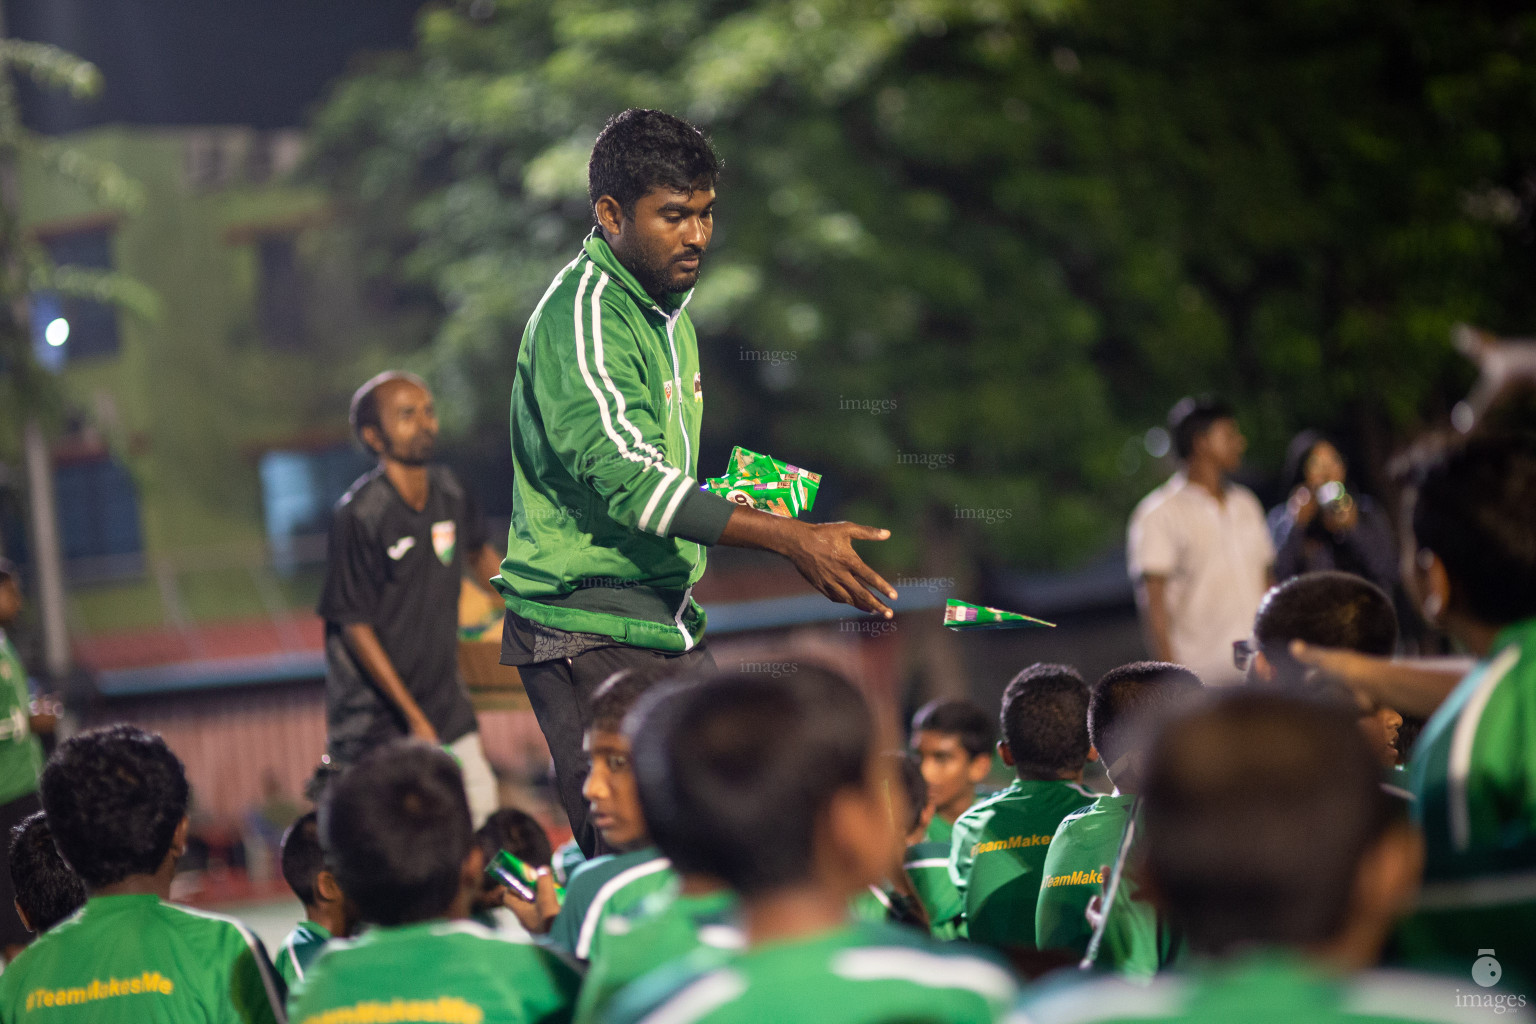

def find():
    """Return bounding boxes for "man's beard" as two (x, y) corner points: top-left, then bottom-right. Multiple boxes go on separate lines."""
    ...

(632, 250), (702, 300)
(385, 435), (434, 466)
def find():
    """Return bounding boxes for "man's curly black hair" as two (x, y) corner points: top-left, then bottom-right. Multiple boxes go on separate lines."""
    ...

(588, 108), (720, 222)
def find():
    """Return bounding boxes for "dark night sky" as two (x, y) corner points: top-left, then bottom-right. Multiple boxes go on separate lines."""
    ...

(4, 0), (424, 132)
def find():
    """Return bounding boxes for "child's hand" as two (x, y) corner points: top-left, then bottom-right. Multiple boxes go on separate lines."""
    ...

(500, 869), (560, 934)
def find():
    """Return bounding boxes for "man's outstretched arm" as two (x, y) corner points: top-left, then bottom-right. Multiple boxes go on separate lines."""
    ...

(718, 504), (898, 618)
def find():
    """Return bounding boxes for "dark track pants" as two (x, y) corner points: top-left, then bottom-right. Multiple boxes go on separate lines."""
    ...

(518, 642), (715, 857)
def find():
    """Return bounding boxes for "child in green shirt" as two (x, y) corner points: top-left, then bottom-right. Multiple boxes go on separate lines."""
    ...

(273, 810), (356, 988)
(910, 699), (997, 847)
(290, 741), (579, 1024)
(606, 665), (1017, 1024)
(950, 663), (1096, 955)
(0, 724), (285, 1023)
(545, 668), (679, 960)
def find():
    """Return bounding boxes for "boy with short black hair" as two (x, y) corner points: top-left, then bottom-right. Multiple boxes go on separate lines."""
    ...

(545, 668), (677, 960)
(951, 664), (1096, 953)
(910, 698), (997, 847)
(1244, 571), (1405, 770)
(1035, 661), (1202, 978)
(8, 812), (83, 935)
(1020, 692), (1484, 1024)
(291, 740), (578, 1023)
(606, 667), (1017, 1024)
(573, 679), (743, 1024)
(273, 810), (355, 987)
(0, 724), (285, 1022)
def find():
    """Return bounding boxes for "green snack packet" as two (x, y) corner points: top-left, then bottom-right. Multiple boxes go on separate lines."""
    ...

(703, 446), (821, 518)
(942, 598), (1055, 630)
(486, 849), (565, 903)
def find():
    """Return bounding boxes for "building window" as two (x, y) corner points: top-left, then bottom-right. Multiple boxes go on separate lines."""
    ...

(54, 457), (143, 579)
(36, 226), (121, 362)
(259, 445), (370, 570)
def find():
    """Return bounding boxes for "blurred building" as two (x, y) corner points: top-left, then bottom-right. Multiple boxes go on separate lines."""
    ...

(0, 1), (443, 838)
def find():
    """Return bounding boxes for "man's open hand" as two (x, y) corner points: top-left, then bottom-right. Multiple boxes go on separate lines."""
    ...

(783, 521), (898, 618)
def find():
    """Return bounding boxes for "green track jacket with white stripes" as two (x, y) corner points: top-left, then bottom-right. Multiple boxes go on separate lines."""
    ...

(493, 232), (736, 652)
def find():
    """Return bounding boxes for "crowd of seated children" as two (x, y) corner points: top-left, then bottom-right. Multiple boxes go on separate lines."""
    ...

(603, 666), (1019, 1024)
(950, 664), (1096, 959)
(0, 724), (286, 1023)
(290, 741), (580, 1024)
(1034, 662), (1202, 978)
(1292, 433), (1536, 986)
(1020, 691), (1460, 1024)
(2, 429), (1533, 1022)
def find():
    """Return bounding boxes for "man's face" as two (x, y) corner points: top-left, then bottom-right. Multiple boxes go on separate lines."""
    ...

(911, 731), (987, 816)
(582, 729), (647, 850)
(368, 380), (437, 466)
(600, 184), (715, 300)
(1197, 417), (1247, 474)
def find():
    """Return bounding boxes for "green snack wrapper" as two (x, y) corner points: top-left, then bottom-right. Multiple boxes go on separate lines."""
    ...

(702, 446), (821, 518)
(942, 598), (1055, 630)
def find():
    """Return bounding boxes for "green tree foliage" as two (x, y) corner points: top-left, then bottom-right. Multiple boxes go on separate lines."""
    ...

(307, 0), (1536, 572)
(0, 38), (155, 437)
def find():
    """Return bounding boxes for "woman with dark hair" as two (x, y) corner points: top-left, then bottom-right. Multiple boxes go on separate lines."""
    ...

(1268, 431), (1397, 592)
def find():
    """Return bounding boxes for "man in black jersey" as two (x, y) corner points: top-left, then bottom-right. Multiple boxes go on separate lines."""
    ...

(317, 371), (503, 821)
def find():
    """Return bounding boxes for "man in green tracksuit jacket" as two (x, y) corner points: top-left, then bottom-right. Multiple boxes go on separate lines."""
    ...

(496, 108), (897, 855)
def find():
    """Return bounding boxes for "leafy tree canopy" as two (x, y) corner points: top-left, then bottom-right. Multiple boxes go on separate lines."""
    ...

(307, 0), (1536, 572)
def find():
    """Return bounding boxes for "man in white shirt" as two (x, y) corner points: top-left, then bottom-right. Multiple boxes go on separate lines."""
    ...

(1128, 396), (1274, 686)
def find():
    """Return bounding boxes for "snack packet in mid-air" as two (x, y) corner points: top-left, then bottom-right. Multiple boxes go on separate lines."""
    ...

(942, 598), (1055, 630)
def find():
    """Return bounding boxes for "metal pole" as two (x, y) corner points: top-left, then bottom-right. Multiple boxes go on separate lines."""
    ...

(22, 420), (69, 680)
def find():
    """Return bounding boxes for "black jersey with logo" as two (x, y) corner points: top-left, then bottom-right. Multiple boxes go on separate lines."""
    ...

(317, 464), (484, 762)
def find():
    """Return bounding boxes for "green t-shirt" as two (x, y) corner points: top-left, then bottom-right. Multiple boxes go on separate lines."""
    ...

(552, 839), (586, 887)
(926, 812), (956, 849)
(1397, 618), (1536, 984)
(905, 840), (966, 940)
(1012, 952), (1522, 1024)
(547, 847), (674, 961)
(607, 920), (1018, 1024)
(0, 894), (284, 1023)
(950, 778), (1097, 951)
(0, 631), (43, 805)
(289, 918), (579, 1024)
(1035, 793), (1178, 979)
(273, 920), (331, 989)
(574, 884), (740, 1024)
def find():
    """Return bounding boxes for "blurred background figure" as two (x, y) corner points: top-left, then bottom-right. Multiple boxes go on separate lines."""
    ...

(1269, 431), (1397, 596)
(0, 561), (56, 962)
(1128, 397), (1274, 686)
